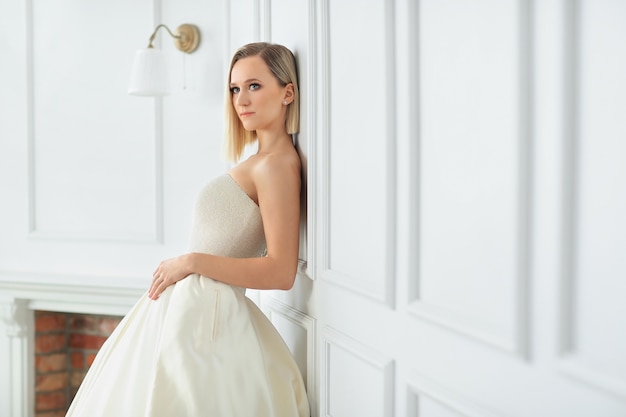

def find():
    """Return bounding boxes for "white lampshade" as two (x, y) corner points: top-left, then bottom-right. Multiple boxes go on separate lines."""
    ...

(128, 48), (169, 96)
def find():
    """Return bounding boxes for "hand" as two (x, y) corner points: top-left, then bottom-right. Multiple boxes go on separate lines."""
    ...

(148, 254), (192, 300)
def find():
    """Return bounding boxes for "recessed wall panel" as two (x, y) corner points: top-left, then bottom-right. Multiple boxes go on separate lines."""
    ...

(268, 309), (309, 384)
(412, 397), (466, 417)
(324, 0), (393, 301)
(30, 0), (158, 241)
(324, 328), (393, 417)
(407, 375), (502, 417)
(414, 0), (525, 349)
(228, 0), (258, 49)
(560, 0), (626, 394)
(575, 0), (626, 375)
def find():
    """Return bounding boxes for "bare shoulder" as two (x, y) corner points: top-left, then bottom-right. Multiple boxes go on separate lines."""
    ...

(253, 146), (301, 186)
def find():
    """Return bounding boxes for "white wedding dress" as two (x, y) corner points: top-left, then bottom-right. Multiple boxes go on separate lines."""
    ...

(65, 174), (310, 417)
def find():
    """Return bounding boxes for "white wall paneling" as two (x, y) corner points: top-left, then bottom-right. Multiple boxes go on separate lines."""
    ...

(317, 0), (397, 306)
(406, 373), (502, 417)
(322, 327), (394, 417)
(26, 0), (163, 242)
(558, 0), (626, 400)
(0, 0), (223, 280)
(226, 0), (259, 54)
(0, 274), (144, 317)
(407, 0), (531, 355)
(0, 299), (34, 417)
(259, 0), (271, 41)
(264, 297), (317, 417)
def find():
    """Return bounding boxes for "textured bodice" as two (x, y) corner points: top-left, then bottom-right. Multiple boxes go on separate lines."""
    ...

(187, 175), (266, 258)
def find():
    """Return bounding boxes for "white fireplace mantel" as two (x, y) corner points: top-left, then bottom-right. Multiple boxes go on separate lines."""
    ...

(0, 270), (145, 417)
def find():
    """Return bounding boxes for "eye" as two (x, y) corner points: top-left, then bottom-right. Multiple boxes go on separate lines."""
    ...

(249, 83), (261, 90)
(230, 86), (240, 94)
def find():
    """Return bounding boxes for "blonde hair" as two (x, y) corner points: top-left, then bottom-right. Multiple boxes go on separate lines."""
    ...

(224, 42), (300, 162)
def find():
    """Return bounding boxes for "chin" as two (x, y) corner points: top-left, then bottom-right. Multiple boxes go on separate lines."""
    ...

(240, 120), (259, 132)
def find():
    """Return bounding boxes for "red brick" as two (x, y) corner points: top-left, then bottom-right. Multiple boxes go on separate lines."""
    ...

(98, 317), (122, 334)
(70, 371), (87, 388)
(35, 314), (66, 333)
(86, 353), (97, 367)
(68, 334), (107, 349)
(69, 315), (96, 331)
(36, 411), (67, 417)
(36, 372), (68, 392)
(35, 334), (66, 354)
(35, 353), (67, 373)
(36, 391), (66, 411)
(70, 352), (84, 369)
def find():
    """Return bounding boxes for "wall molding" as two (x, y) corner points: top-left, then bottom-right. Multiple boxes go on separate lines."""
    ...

(304, 0), (318, 281)
(406, 372), (503, 417)
(559, 0), (580, 363)
(407, 0), (532, 358)
(408, 302), (520, 354)
(317, 0), (396, 307)
(322, 326), (394, 417)
(557, 0), (626, 401)
(25, 0), (164, 244)
(558, 355), (626, 402)
(254, 0), (262, 40)
(0, 270), (144, 316)
(0, 298), (34, 417)
(264, 297), (317, 416)
(259, 0), (271, 41)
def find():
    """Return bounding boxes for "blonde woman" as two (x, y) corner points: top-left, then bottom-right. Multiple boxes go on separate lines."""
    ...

(66, 42), (309, 417)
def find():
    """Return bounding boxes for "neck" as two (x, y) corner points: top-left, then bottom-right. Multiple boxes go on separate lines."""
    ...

(256, 130), (292, 154)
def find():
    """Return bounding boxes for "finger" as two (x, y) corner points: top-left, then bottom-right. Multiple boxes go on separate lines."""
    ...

(149, 275), (158, 292)
(152, 280), (167, 300)
(148, 277), (162, 299)
(150, 271), (164, 289)
(150, 277), (169, 300)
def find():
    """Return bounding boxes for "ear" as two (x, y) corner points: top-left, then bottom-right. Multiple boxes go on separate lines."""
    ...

(282, 83), (294, 103)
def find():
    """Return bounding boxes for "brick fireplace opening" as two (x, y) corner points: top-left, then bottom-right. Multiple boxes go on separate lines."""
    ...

(34, 310), (122, 417)
(0, 275), (143, 416)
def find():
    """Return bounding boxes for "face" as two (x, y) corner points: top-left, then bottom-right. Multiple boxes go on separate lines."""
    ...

(229, 56), (293, 134)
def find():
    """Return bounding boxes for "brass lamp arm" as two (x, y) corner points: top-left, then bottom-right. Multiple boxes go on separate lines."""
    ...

(148, 24), (179, 47)
(146, 23), (200, 54)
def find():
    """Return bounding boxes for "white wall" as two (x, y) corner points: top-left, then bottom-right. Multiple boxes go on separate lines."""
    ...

(305, 0), (626, 416)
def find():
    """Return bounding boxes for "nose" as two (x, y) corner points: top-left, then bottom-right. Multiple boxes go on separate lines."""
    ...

(235, 90), (250, 107)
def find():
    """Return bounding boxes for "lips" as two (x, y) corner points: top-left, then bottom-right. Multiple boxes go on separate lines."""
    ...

(239, 112), (254, 118)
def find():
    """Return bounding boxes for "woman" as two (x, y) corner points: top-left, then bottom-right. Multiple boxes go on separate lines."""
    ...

(66, 42), (310, 417)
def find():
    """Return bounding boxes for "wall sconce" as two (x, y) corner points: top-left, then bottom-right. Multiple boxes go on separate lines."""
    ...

(128, 24), (201, 96)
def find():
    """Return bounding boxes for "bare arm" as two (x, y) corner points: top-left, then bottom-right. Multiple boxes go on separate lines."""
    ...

(148, 155), (301, 299)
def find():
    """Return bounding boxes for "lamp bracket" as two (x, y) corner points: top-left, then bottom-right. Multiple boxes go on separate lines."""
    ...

(147, 23), (200, 54)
